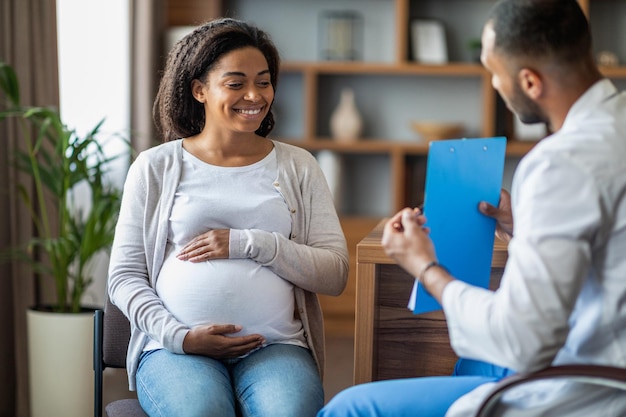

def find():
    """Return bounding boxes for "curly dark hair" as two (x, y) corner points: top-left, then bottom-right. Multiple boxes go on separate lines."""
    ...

(153, 18), (280, 142)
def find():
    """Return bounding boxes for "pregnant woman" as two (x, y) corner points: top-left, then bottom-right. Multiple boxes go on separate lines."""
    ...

(107, 18), (349, 417)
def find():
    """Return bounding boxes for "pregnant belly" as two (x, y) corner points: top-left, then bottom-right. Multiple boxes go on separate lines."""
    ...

(156, 255), (298, 339)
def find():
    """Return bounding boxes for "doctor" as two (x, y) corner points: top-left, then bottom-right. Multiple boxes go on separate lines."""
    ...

(319, 0), (626, 415)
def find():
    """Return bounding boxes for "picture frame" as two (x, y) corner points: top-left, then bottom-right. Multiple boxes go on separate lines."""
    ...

(319, 10), (362, 61)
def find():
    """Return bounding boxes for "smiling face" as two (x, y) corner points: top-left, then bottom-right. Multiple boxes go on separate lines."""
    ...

(192, 46), (274, 137)
(481, 22), (547, 125)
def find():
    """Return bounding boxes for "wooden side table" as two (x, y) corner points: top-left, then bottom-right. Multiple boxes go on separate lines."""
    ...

(354, 219), (508, 384)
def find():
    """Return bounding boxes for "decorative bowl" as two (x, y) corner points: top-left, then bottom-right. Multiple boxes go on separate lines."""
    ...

(411, 121), (464, 142)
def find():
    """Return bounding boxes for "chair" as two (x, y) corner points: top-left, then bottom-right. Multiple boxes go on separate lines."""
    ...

(475, 364), (626, 416)
(93, 297), (148, 417)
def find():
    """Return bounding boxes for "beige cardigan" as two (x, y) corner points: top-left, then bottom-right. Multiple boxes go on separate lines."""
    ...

(108, 139), (349, 390)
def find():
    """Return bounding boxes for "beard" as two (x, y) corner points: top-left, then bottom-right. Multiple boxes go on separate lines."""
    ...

(507, 82), (548, 125)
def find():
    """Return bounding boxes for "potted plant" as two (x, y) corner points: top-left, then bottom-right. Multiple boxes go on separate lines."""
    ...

(467, 38), (482, 63)
(0, 60), (126, 416)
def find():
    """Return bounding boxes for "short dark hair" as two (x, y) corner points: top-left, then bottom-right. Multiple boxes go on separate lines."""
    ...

(153, 18), (280, 142)
(488, 0), (592, 65)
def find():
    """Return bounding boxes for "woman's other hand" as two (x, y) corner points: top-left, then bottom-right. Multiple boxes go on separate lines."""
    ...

(177, 229), (230, 262)
(182, 324), (265, 358)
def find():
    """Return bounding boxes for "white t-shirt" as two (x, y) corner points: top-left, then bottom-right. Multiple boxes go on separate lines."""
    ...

(144, 147), (306, 352)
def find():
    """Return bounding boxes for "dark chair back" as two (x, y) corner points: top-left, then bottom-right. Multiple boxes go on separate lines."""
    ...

(475, 364), (626, 416)
(102, 297), (131, 368)
(94, 297), (148, 417)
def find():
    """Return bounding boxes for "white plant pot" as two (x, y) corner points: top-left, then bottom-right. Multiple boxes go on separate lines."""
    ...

(27, 308), (94, 417)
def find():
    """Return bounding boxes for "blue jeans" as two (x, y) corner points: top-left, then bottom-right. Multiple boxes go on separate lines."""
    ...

(318, 358), (515, 417)
(137, 343), (323, 417)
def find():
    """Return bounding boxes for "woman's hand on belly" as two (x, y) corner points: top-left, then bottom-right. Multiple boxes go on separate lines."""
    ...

(177, 229), (230, 262)
(182, 323), (265, 358)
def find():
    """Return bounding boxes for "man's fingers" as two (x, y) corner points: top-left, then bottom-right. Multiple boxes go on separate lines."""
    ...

(479, 201), (497, 216)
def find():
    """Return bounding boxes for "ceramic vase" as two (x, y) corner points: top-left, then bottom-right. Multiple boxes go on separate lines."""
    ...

(330, 87), (363, 142)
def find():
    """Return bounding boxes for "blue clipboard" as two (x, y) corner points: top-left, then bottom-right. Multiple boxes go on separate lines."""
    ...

(408, 137), (507, 314)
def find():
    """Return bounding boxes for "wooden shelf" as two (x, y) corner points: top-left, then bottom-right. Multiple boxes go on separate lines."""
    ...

(282, 61), (487, 77)
(505, 140), (538, 156)
(166, 0), (222, 26)
(282, 138), (536, 157)
(600, 66), (626, 78)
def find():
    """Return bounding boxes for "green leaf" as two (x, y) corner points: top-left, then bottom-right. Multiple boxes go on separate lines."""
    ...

(0, 61), (20, 107)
